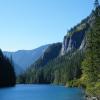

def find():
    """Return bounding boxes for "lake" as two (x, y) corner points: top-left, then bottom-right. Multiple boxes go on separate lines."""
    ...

(0, 84), (85, 100)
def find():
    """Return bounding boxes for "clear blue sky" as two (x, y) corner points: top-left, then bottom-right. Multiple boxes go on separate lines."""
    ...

(0, 0), (97, 51)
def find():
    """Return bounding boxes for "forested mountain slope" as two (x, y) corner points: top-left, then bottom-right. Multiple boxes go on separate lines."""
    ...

(18, 5), (100, 99)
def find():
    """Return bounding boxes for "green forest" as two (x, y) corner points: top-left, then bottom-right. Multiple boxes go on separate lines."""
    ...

(0, 49), (16, 87)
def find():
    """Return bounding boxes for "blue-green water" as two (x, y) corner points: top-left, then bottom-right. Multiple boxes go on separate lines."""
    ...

(0, 85), (84, 100)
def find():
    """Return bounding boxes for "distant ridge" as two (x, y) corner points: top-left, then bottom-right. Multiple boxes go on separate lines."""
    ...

(4, 44), (49, 75)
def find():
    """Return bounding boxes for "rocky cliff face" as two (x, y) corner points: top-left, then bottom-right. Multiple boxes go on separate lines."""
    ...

(61, 9), (97, 55)
(61, 29), (86, 55)
(61, 25), (88, 55)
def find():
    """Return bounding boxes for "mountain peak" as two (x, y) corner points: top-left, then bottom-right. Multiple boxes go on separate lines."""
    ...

(94, 0), (100, 9)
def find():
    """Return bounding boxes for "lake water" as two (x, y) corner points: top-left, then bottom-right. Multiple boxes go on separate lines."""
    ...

(0, 84), (84, 100)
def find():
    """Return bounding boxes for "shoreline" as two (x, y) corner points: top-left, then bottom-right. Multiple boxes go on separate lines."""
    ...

(85, 94), (100, 100)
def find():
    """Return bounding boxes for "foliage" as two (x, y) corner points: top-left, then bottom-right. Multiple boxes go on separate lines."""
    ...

(18, 50), (84, 86)
(82, 8), (100, 97)
(0, 49), (16, 87)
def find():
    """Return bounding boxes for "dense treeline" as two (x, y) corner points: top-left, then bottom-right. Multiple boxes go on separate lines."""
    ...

(17, 50), (84, 85)
(0, 49), (16, 87)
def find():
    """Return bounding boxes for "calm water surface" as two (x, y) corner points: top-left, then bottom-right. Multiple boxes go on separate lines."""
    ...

(0, 84), (84, 100)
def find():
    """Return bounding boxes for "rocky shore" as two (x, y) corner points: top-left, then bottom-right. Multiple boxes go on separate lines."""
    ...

(85, 95), (100, 100)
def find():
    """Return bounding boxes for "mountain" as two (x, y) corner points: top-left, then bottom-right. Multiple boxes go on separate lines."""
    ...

(31, 43), (62, 68)
(17, 43), (62, 83)
(4, 45), (49, 75)
(17, 15), (91, 83)
(60, 11), (96, 55)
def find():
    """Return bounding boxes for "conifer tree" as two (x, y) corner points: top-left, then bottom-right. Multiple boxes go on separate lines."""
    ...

(0, 49), (16, 87)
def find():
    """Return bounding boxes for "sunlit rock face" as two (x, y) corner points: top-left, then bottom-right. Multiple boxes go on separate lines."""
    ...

(61, 29), (86, 55)
(60, 8), (99, 55)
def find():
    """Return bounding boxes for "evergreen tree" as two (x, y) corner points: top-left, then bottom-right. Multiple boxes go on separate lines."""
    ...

(0, 49), (16, 87)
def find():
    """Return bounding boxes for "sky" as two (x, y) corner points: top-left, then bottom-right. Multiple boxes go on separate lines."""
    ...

(0, 0), (98, 51)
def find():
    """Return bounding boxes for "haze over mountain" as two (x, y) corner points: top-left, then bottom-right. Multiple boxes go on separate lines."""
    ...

(4, 45), (49, 75)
